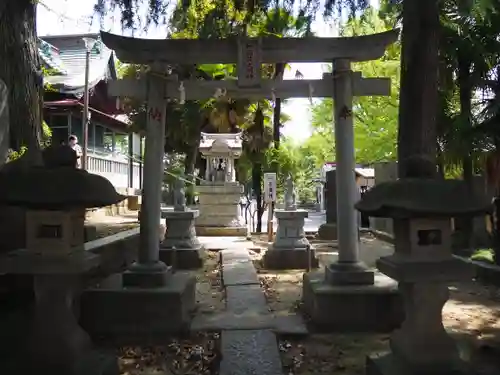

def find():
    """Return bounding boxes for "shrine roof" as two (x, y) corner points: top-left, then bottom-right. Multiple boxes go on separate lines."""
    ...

(100, 29), (399, 65)
(44, 99), (131, 133)
(355, 168), (374, 179)
(38, 33), (116, 95)
(199, 132), (243, 153)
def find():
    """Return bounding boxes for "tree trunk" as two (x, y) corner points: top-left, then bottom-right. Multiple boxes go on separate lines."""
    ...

(271, 63), (284, 227)
(436, 142), (445, 178)
(458, 59), (473, 184)
(0, 0), (42, 164)
(0, 0), (43, 254)
(273, 98), (281, 149)
(397, 0), (440, 177)
(252, 162), (263, 232)
(494, 197), (500, 265)
(457, 57), (474, 249)
(0, 1), (42, 305)
(272, 63), (284, 159)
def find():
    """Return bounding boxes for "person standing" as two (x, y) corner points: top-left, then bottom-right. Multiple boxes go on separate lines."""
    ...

(68, 135), (82, 168)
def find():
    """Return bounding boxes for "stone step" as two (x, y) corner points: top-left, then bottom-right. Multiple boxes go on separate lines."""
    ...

(219, 330), (283, 375)
(220, 250), (259, 286)
(190, 311), (308, 335)
(226, 284), (268, 314)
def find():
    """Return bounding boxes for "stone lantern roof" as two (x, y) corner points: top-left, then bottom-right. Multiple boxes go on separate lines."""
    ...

(355, 178), (492, 219)
(0, 146), (126, 210)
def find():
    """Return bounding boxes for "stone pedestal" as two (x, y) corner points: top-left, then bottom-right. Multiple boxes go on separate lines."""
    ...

(263, 209), (318, 269)
(196, 181), (247, 236)
(303, 270), (403, 332)
(159, 209), (204, 269)
(0, 251), (117, 375)
(80, 271), (196, 344)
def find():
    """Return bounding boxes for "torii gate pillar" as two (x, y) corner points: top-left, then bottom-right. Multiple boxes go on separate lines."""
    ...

(302, 59), (403, 333)
(81, 75), (197, 339)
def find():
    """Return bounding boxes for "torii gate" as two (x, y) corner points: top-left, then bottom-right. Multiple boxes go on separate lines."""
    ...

(100, 30), (398, 285)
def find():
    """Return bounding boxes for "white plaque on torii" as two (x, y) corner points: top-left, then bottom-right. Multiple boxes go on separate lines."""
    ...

(237, 38), (262, 88)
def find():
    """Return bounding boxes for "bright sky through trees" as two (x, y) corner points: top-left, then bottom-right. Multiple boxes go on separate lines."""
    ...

(37, 0), (379, 143)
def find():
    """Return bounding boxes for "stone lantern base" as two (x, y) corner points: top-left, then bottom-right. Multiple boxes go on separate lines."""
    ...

(263, 209), (319, 270)
(0, 251), (119, 375)
(159, 209), (204, 269)
(365, 254), (473, 375)
(302, 269), (403, 332)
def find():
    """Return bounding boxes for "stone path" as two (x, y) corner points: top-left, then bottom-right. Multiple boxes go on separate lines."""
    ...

(191, 239), (308, 375)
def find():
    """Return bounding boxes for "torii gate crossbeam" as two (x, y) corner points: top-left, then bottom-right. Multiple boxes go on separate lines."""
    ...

(101, 29), (399, 64)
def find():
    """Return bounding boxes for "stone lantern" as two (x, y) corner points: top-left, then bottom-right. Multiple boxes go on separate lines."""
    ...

(0, 146), (125, 374)
(356, 177), (491, 375)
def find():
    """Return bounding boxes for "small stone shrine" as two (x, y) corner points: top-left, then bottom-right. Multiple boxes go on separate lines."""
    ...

(0, 145), (125, 375)
(263, 176), (318, 269)
(159, 176), (203, 269)
(357, 176), (491, 375)
(196, 132), (246, 236)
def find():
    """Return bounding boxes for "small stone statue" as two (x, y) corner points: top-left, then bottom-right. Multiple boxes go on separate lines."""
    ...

(173, 177), (186, 211)
(285, 175), (297, 211)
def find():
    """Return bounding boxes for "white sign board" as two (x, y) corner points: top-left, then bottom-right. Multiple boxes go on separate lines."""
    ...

(264, 173), (277, 202)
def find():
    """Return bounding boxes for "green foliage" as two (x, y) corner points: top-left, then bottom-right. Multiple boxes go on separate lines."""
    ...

(7, 146), (27, 162)
(41, 120), (52, 147)
(7, 121), (53, 164)
(42, 66), (58, 92)
(309, 7), (400, 166)
(470, 247), (494, 264)
(93, 0), (369, 32)
(259, 138), (319, 203)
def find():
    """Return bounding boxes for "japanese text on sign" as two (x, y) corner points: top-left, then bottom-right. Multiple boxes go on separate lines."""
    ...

(264, 173), (277, 202)
(238, 39), (261, 87)
(245, 43), (255, 80)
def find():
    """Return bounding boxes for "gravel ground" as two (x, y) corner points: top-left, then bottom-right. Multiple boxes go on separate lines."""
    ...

(250, 240), (500, 375)
(117, 249), (224, 375)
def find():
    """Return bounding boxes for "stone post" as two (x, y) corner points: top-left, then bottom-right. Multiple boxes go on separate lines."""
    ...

(325, 59), (373, 285)
(123, 76), (170, 287)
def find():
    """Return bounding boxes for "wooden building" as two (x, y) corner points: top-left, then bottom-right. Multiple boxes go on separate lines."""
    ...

(39, 33), (142, 190)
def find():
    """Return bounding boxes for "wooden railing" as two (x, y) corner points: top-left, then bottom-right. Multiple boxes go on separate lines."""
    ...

(86, 152), (141, 189)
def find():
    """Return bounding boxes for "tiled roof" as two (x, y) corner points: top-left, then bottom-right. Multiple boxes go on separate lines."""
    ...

(38, 33), (117, 95)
